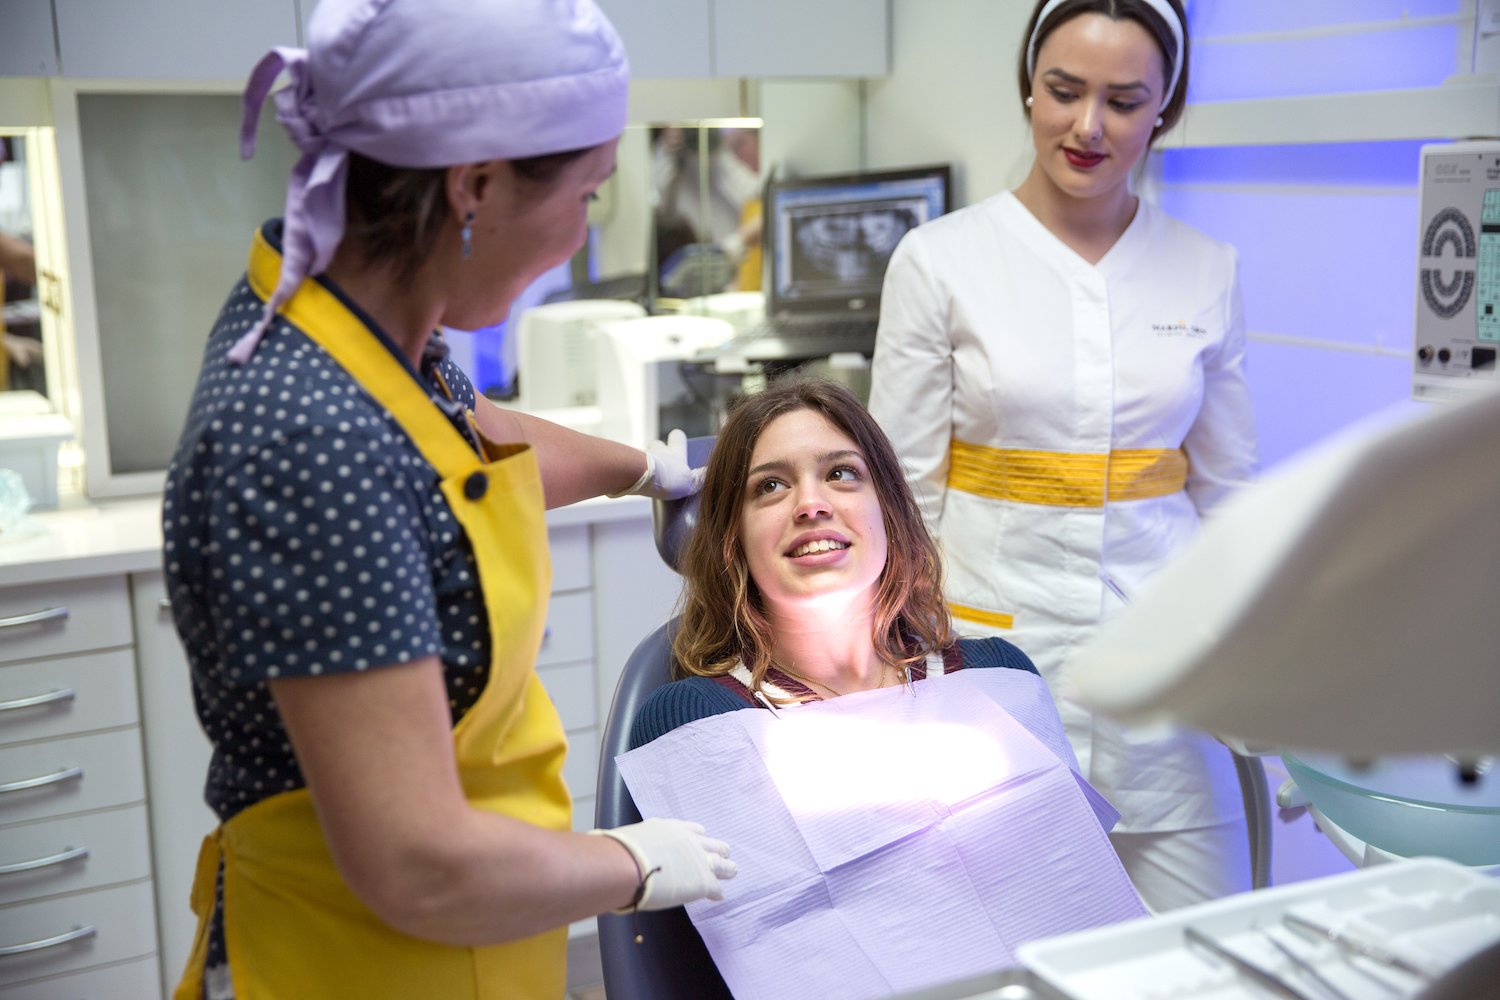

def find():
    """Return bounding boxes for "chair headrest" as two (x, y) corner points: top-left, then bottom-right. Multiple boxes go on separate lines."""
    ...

(652, 435), (716, 573)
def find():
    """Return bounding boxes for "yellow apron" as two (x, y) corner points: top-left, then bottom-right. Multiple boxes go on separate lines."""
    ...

(175, 231), (573, 1000)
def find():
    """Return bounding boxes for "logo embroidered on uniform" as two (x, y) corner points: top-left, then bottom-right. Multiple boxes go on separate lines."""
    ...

(1152, 321), (1208, 338)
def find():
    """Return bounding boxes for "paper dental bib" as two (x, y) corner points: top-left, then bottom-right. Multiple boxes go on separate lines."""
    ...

(617, 672), (1147, 1000)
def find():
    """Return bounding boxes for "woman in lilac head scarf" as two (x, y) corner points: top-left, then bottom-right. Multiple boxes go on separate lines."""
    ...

(162, 2), (734, 997)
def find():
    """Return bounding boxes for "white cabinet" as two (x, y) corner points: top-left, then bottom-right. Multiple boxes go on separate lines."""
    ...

(0, 498), (680, 993)
(597, 0), (713, 79)
(0, 882), (160, 991)
(533, 516), (683, 834)
(598, 0), (889, 80)
(589, 516), (683, 737)
(0, 575), (162, 999)
(714, 0), (889, 78)
(128, 571), (215, 995)
(0, 954), (161, 999)
(0, 1), (59, 76)
(53, 0), (299, 79)
(535, 525), (604, 834)
(16, 0), (888, 82)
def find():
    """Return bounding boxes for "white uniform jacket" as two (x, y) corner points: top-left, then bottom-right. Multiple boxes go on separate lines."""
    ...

(869, 191), (1258, 834)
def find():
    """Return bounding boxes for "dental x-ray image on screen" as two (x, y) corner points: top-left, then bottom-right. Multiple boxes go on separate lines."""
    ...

(770, 168), (948, 307)
(788, 200), (924, 291)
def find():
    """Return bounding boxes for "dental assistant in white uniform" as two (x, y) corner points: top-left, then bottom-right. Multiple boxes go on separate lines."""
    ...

(868, 0), (1258, 911)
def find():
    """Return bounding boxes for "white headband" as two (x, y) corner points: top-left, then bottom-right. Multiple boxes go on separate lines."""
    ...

(1026, 0), (1185, 109)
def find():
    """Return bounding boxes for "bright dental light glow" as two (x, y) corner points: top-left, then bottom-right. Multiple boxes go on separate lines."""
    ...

(762, 714), (1020, 814)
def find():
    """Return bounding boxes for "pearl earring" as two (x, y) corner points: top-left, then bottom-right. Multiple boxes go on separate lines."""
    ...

(1025, 96), (1034, 107)
(460, 212), (475, 259)
(1155, 116), (1164, 127)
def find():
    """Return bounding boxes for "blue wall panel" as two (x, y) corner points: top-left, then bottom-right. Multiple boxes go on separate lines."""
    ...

(1159, 186), (1419, 352)
(1242, 340), (1414, 468)
(1163, 142), (1428, 187)
(1183, 0), (1461, 103)
(1160, 141), (1431, 469)
(1189, 25), (1458, 102)
(1185, 0), (1460, 38)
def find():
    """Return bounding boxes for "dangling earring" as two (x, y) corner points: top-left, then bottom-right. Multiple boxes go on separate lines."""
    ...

(1025, 95), (1034, 107)
(460, 212), (475, 259)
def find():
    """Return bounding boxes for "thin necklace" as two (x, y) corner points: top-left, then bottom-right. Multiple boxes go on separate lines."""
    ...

(775, 659), (899, 700)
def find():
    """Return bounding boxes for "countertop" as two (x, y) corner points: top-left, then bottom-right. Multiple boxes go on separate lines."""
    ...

(0, 492), (655, 588)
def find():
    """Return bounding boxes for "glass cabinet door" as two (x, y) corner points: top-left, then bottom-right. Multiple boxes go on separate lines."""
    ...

(74, 93), (299, 485)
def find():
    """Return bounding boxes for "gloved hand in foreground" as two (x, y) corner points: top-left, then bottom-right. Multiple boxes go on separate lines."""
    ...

(608, 428), (706, 500)
(590, 817), (737, 911)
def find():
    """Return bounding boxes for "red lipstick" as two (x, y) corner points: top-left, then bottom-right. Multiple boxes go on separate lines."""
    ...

(1063, 147), (1106, 169)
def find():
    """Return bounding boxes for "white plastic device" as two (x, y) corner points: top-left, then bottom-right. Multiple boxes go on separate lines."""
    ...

(595, 315), (734, 449)
(1412, 140), (1500, 401)
(515, 299), (645, 411)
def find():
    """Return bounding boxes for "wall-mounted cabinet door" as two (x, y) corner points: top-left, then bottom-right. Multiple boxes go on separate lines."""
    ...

(54, 0), (299, 79)
(0, 0), (59, 76)
(596, 0), (713, 79)
(713, 0), (888, 78)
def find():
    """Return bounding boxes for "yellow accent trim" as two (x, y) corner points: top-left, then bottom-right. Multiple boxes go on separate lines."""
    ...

(246, 230), (479, 478)
(1108, 448), (1191, 502)
(947, 439), (1187, 507)
(949, 603), (1015, 629)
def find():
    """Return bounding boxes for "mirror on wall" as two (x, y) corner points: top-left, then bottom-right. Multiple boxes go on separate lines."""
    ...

(0, 132), (58, 406)
(649, 119), (763, 302)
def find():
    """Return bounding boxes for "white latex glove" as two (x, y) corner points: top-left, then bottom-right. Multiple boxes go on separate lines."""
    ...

(608, 428), (706, 500)
(590, 817), (737, 911)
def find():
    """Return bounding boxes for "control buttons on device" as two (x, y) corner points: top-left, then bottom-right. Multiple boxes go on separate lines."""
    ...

(1438, 348), (1452, 364)
(1472, 347), (1497, 369)
(1418, 346), (1435, 362)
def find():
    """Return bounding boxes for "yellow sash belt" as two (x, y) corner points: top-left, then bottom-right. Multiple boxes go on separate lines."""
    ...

(947, 439), (1187, 507)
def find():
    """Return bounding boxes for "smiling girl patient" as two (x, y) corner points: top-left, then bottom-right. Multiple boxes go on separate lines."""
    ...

(630, 378), (1039, 749)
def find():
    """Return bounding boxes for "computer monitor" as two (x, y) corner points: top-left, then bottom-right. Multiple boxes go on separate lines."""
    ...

(766, 165), (951, 316)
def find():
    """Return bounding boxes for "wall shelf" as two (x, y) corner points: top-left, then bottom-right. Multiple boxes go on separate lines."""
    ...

(1162, 80), (1500, 148)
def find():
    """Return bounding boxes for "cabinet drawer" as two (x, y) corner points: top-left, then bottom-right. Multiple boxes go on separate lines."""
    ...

(0, 805), (152, 908)
(0, 730), (145, 828)
(0, 578), (131, 668)
(561, 728), (598, 804)
(537, 591), (592, 668)
(0, 880), (157, 989)
(548, 525), (591, 593)
(0, 651), (139, 748)
(535, 661), (595, 732)
(0, 954), (161, 999)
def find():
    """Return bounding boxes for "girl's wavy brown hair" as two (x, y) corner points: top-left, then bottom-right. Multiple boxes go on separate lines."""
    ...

(672, 378), (953, 694)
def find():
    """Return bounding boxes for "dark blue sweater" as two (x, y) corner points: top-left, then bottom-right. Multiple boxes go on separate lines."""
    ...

(629, 636), (1038, 750)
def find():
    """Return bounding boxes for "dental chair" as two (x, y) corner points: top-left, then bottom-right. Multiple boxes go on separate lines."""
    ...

(595, 437), (732, 1000)
(593, 437), (1271, 999)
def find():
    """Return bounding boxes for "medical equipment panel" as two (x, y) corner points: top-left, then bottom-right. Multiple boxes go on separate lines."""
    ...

(1412, 140), (1500, 400)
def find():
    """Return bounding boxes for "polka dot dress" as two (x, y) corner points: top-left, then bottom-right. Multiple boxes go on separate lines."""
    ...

(164, 271), (492, 823)
(164, 225), (502, 995)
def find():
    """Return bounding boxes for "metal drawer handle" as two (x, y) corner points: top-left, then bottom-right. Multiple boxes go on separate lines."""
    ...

(0, 767), (83, 795)
(0, 688), (75, 713)
(0, 607), (69, 631)
(0, 845), (88, 876)
(0, 924), (96, 958)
